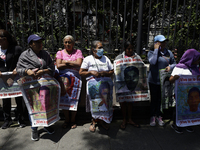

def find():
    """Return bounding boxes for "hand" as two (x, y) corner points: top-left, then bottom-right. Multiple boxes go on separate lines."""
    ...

(174, 75), (180, 80)
(131, 55), (136, 58)
(165, 66), (170, 72)
(26, 69), (36, 77)
(99, 71), (108, 77)
(62, 60), (69, 65)
(154, 42), (161, 50)
(12, 70), (17, 75)
(35, 70), (44, 77)
(0, 71), (2, 77)
(90, 71), (100, 77)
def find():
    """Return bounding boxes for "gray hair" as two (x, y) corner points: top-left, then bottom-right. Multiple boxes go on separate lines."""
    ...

(63, 35), (75, 43)
(90, 40), (101, 55)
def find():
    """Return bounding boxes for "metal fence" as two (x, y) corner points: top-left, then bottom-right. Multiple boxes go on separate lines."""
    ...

(1, 0), (200, 61)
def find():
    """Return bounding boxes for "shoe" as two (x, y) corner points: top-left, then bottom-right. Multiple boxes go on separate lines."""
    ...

(31, 130), (39, 141)
(1, 120), (13, 129)
(18, 120), (26, 128)
(43, 126), (55, 134)
(156, 116), (165, 126)
(150, 116), (156, 126)
(185, 126), (194, 132)
(171, 124), (183, 134)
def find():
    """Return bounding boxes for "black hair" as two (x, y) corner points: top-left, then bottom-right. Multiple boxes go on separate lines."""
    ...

(0, 29), (17, 46)
(124, 41), (134, 50)
(188, 87), (200, 98)
(124, 66), (139, 77)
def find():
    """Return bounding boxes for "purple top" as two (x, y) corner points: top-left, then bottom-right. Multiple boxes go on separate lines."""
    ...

(176, 49), (200, 75)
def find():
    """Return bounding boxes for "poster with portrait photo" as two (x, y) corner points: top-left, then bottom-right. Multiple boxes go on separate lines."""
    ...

(0, 72), (22, 98)
(159, 69), (175, 112)
(17, 74), (60, 127)
(175, 75), (200, 127)
(114, 57), (150, 102)
(87, 78), (113, 123)
(59, 69), (82, 111)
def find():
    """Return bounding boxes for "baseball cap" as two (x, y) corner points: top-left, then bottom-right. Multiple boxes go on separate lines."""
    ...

(154, 35), (168, 42)
(27, 34), (44, 44)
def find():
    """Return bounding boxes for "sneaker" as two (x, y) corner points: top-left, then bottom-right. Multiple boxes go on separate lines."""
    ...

(43, 126), (55, 134)
(31, 130), (39, 141)
(185, 126), (194, 132)
(150, 116), (156, 126)
(18, 120), (26, 128)
(156, 116), (165, 126)
(1, 120), (13, 129)
(171, 124), (183, 134)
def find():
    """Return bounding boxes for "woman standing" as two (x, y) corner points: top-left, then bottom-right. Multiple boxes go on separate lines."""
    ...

(56, 35), (83, 129)
(79, 40), (114, 132)
(17, 34), (56, 141)
(115, 41), (141, 129)
(0, 29), (26, 129)
(169, 49), (200, 133)
(148, 35), (176, 126)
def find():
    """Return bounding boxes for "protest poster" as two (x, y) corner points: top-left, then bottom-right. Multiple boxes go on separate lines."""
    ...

(17, 74), (60, 127)
(87, 78), (113, 123)
(114, 57), (150, 102)
(159, 69), (175, 112)
(175, 75), (200, 127)
(58, 69), (82, 111)
(0, 72), (22, 98)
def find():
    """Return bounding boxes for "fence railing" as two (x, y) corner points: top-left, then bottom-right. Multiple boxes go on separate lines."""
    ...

(1, 0), (200, 61)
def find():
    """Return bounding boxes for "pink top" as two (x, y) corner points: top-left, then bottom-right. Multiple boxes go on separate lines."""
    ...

(56, 49), (84, 61)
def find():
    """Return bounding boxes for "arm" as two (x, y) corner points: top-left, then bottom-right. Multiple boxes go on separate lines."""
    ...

(169, 75), (180, 83)
(79, 68), (100, 78)
(148, 43), (160, 65)
(56, 58), (83, 70)
(99, 69), (114, 77)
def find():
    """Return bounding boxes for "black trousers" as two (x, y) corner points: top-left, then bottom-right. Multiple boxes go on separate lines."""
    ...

(3, 97), (25, 121)
(149, 82), (162, 117)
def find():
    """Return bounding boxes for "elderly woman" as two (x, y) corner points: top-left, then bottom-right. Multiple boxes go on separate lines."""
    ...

(169, 49), (200, 134)
(0, 29), (26, 129)
(79, 40), (114, 132)
(56, 35), (83, 129)
(16, 34), (55, 141)
(115, 41), (141, 130)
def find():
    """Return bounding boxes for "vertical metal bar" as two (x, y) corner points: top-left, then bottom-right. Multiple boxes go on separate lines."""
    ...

(73, 0), (75, 38)
(58, 0), (61, 48)
(27, 0), (31, 35)
(147, 0), (152, 48)
(4, 0), (7, 31)
(172, 0), (179, 49)
(81, 0), (83, 50)
(87, 0), (90, 48)
(95, 0), (97, 40)
(11, 0), (16, 37)
(161, 0), (166, 34)
(136, 0), (144, 55)
(154, 0), (158, 36)
(130, 0), (134, 42)
(179, 0), (186, 49)
(42, 0), (46, 47)
(167, 0), (173, 39)
(109, 0), (112, 53)
(192, 0), (199, 47)
(102, 0), (105, 43)
(35, 0), (38, 32)
(19, 0), (24, 48)
(116, 0), (119, 49)
(122, 0), (127, 50)
(66, 0), (68, 34)
(51, 0), (54, 51)
(186, 0), (193, 48)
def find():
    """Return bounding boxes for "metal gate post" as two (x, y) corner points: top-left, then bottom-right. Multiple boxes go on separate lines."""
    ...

(136, 0), (144, 55)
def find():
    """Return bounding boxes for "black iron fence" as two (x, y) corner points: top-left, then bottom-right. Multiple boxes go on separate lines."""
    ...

(0, 0), (200, 61)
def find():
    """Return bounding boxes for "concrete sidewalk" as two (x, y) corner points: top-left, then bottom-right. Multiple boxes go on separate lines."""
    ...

(1, 119), (200, 150)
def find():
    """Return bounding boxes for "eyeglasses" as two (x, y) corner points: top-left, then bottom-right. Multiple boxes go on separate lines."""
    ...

(64, 41), (72, 44)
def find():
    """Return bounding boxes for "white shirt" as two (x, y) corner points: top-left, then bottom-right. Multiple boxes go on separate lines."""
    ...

(171, 67), (192, 76)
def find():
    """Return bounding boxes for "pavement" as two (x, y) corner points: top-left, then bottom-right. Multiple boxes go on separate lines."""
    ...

(1, 117), (200, 150)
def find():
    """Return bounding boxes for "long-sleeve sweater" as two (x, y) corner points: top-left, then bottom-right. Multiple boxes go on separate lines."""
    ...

(148, 48), (176, 85)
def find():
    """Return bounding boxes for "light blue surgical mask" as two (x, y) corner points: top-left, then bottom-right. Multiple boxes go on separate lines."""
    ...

(96, 48), (104, 57)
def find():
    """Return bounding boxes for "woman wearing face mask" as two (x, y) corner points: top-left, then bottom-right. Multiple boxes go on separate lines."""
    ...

(79, 40), (114, 132)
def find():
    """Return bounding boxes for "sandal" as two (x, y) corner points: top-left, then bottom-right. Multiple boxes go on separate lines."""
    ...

(89, 122), (96, 132)
(127, 122), (140, 128)
(120, 122), (127, 130)
(62, 121), (69, 129)
(71, 122), (77, 129)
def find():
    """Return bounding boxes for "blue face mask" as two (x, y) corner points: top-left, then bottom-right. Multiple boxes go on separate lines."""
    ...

(96, 48), (104, 57)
